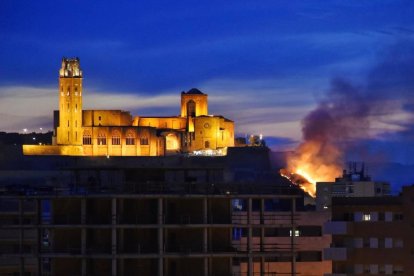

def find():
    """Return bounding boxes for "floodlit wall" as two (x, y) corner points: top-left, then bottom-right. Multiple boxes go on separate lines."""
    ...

(82, 110), (132, 126)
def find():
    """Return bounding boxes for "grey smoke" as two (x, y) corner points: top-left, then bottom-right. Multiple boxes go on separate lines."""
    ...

(299, 39), (414, 164)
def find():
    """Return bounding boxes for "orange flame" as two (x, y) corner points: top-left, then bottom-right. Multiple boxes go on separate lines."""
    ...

(283, 140), (342, 197)
(280, 168), (316, 197)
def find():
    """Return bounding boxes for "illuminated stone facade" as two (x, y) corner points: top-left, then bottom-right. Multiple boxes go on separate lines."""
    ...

(23, 58), (234, 156)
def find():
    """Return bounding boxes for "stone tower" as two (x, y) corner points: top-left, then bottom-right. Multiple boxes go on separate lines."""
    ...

(180, 88), (208, 117)
(56, 57), (83, 145)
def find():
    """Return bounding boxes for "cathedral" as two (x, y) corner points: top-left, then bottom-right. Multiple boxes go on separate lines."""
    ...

(23, 58), (235, 156)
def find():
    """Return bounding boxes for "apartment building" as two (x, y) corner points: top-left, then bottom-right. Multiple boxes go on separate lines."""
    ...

(324, 186), (414, 275)
(0, 146), (334, 275)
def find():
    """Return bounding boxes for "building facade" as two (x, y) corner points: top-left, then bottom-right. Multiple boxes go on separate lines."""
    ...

(0, 148), (317, 276)
(323, 186), (414, 275)
(23, 58), (234, 156)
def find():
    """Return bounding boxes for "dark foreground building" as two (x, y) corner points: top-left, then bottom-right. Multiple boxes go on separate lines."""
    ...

(324, 186), (414, 275)
(0, 146), (334, 276)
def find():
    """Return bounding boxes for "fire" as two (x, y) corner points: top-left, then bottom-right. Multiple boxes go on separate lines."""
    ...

(280, 168), (316, 197)
(282, 140), (343, 198)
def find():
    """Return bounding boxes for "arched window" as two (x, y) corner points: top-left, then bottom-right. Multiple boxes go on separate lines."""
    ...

(83, 131), (92, 145)
(140, 137), (149, 145)
(126, 132), (135, 145)
(97, 132), (106, 145)
(166, 133), (179, 150)
(112, 130), (121, 145)
(187, 100), (196, 117)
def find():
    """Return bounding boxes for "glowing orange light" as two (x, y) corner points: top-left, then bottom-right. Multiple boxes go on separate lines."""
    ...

(281, 140), (342, 197)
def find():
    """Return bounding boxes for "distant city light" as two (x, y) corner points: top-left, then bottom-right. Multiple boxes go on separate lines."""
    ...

(23, 128), (27, 133)
(32, 137), (36, 140)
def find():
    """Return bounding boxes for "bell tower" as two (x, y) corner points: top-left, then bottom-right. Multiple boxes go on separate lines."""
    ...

(56, 57), (83, 145)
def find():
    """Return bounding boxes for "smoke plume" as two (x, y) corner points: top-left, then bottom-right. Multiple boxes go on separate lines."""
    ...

(287, 39), (414, 184)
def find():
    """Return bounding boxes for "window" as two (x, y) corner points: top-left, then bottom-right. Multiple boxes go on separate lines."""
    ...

(363, 264), (370, 274)
(126, 133), (135, 145)
(385, 212), (393, 221)
(140, 137), (149, 145)
(298, 226), (322, 237)
(385, 264), (393, 274)
(363, 238), (370, 248)
(370, 264), (378, 274)
(112, 131), (121, 145)
(385, 238), (393, 248)
(394, 213), (403, 221)
(289, 229), (300, 237)
(97, 132), (106, 145)
(297, 251), (321, 262)
(394, 265), (404, 274)
(370, 238), (378, 248)
(83, 131), (92, 145)
(187, 100), (196, 117)
(362, 213), (371, 221)
(205, 140), (210, 148)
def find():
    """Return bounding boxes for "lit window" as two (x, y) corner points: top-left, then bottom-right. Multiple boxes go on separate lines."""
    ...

(289, 229), (300, 237)
(363, 213), (371, 221)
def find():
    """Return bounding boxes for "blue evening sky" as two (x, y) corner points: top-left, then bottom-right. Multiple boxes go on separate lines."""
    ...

(1, 1), (414, 165)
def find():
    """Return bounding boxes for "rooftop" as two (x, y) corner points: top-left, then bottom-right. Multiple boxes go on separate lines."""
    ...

(182, 88), (205, 95)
